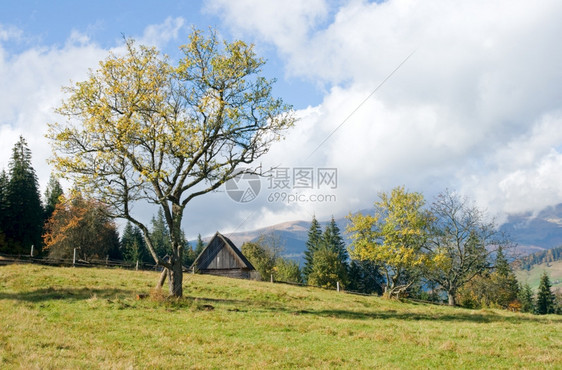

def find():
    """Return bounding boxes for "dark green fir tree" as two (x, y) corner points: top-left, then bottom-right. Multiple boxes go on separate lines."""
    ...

(121, 221), (148, 263)
(150, 209), (171, 257)
(194, 233), (205, 257)
(43, 174), (64, 222)
(536, 272), (556, 315)
(518, 282), (534, 313)
(493, 247), (519, 307)
(321, 216), (348, 264)
(0, 170), (9, 250)
(303, 215), (322, 281)
(4, 137), (43, 254)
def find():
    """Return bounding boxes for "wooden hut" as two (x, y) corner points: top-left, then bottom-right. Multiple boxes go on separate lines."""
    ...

(191, 232), (258, 279)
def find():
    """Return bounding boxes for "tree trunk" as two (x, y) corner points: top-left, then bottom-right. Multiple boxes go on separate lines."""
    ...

(167, 206), (184, 297)
(383, 285), (391, 299)
(168, 256), (183, 297)
(448, 291), (456, 306)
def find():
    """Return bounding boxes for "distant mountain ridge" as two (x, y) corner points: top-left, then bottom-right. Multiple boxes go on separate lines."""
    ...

(499, 204), (562, 255)
(207, 204), (562, 263)
(222, 220), (311, 259)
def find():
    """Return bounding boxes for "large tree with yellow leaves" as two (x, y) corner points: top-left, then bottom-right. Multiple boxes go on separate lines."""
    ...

(48, 29), (295, 297)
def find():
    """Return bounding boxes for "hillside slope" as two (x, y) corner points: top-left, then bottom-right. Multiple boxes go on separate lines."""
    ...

(516, 260), (562, 292)
(1, 264), (561, 368)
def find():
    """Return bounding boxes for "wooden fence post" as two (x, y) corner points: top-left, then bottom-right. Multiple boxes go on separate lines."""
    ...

(136, 260), (139, 271)
(73, 248), (77, 267)
(337, 281), (340, 292)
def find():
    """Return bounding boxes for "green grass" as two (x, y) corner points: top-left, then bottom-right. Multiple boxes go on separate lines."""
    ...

(1, 264), (561, 369)
(516, 260), (562, 291)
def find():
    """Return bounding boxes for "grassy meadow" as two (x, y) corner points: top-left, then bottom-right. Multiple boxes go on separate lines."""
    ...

(1, 263), (561, 369)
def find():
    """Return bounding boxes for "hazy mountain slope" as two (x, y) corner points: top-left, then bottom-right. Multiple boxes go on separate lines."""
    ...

(500, 204), (562, 254)
(204, 204), (562, 263)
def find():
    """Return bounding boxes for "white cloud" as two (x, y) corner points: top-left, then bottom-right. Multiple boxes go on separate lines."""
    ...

(204, 0), (328, 53)
(462, 113), (562, 219)
(0, 24), (22, 42)
(207, 0), (562, 226)
(0, 40), (107, 191)
(139, 17), (185, 47)
(2, 2), (562, 238)
(0, 17), (187, 195)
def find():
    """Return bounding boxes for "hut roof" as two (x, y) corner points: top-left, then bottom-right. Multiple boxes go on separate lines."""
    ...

(191, 232), (255, 271)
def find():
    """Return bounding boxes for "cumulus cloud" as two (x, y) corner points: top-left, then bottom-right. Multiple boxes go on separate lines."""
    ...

(2, 2), (562, 238)
(0, 34), (107, 190)
(204, 0), (328, 54)
(207, 0), (562, 226)
(462, 112), (562, 219)
(0, 18), (186, 193)
(138, 17), (185, 47)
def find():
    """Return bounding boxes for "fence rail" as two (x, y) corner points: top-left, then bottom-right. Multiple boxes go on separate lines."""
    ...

(0, 253), (163, 271)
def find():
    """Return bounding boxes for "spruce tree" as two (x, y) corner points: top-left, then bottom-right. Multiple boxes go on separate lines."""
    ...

(536, 272), (556, 314)
(0, 170), (8, 250)
(186, 234), (206, 268)
(494, 247), (511, 277)
(307, 248), (348, 289)
(179, 230), (193, 266)
(303, 215), (322, 281)
(518, 282), (534, 313)
(347, 260), (384, 295)
(150, 209), (171, 257)
(493, 247), (519, 307)
(194, 234), (205, 256)
(317, 216), (349, 287)
(321, 216), (348, 263)
(44, 174), (64, 222)
(5, 137), (43, 254)
(121, 222), (148, 263)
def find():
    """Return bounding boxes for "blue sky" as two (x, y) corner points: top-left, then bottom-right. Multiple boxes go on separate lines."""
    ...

(2, 1), (562, 238)
(0, 1), (323, 107)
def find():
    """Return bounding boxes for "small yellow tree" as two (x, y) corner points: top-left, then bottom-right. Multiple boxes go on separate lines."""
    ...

(346, 186), (434, 298)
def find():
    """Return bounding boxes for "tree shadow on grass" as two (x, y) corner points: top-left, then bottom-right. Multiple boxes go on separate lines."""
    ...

(2, 288), (558, 325)
(0, 287), (135, 302)
(185, 295), (249, 306)
(180, 295), (560, 324)
(293, 308), (561, 324)
(169, 293), (561, 324)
